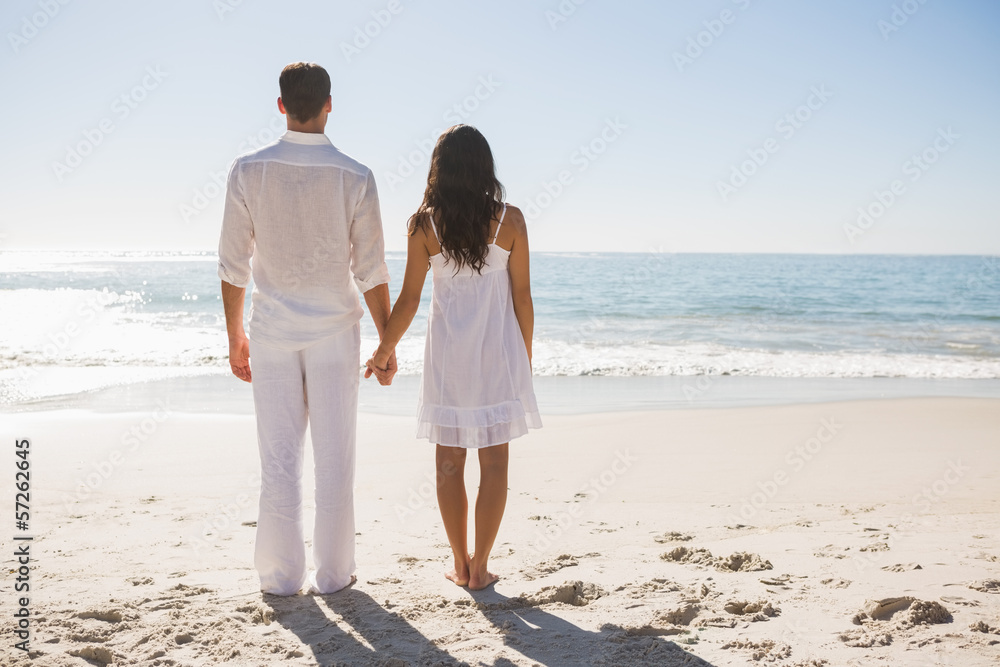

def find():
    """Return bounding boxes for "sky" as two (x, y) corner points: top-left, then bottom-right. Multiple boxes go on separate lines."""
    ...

(0, 0), (998, 254)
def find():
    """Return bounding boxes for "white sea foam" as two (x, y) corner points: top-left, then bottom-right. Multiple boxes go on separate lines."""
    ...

(2, 252), (999, 408)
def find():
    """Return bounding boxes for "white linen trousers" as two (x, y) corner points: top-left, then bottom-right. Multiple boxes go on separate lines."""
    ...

(249, 323), (360, 595)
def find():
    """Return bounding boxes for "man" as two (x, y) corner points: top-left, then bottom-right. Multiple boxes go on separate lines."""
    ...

(218, 62), (396, 596)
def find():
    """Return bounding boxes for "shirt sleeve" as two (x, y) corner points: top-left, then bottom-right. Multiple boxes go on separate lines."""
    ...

(217, 158), (254, 288)
(349, 170), (390, 293)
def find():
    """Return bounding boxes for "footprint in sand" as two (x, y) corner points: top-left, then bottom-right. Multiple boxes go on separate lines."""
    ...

(520, 580), (607, 607)
(721, 639), (792, 661)
(970, 620), (1000, 634)
(76, 609), (124, 623)
(590, 522), (616, 534)
(820, 577), (852, 588)
(660, 546), (773, 572)
(623, 602), (702, 636)
(68, 646), (115, 665)
(723, 599), (780, 621)
(235, 602), (275, 625)
(814, 544), (850, 559)
(881, 563), (922, 572)
(655, 601), (702, 626)
(759, 574), (798, 589)
(521, 553), (578, 581)
(653, 531), (694, 543)
(968, 579), (1000, 594)
(843, 596), (952, 648)
(940, 595), (979, 607)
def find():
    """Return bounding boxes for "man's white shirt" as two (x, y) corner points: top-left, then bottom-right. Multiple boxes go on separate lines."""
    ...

(218, 130), (390, 350)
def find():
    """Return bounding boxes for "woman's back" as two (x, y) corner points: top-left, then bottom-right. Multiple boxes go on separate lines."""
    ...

(419, 203), (540, 448)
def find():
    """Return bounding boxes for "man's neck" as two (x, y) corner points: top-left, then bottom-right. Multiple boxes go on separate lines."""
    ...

(286, 122), (325, 134)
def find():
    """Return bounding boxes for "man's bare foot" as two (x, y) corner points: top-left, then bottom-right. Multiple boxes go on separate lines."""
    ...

(306, 574), (356, 595)
(445, 554), (471, 586)
(468, 570), (499, 591)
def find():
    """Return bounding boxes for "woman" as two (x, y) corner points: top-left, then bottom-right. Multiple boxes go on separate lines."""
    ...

(367, 124), (541, 589)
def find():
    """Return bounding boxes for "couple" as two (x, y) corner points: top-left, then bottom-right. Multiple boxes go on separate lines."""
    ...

(218, 62), (541, 596)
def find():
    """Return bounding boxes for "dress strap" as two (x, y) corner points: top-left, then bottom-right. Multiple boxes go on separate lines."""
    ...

(492, 203), (508, 243)
(427, 213), (441, 243)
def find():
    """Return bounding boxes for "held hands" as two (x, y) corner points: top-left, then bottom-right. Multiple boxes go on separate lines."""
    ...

(364, 345), (397, 386)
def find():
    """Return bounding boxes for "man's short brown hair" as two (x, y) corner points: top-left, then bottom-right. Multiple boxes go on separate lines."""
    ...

(279, 62), (331, 123)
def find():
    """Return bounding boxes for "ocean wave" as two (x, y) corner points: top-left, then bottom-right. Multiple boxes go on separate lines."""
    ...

(4, 339), (996, 380)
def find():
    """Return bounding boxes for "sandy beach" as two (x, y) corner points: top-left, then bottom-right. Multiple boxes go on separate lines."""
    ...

(2, 396), (998, 665)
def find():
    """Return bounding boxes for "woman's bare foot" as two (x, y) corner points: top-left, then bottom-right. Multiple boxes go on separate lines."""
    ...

(468, 554), (499, 590)
(445, 554), (471, 586)
(468, 570), (499, 591)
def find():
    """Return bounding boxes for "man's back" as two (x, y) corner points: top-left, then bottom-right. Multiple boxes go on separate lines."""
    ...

(218, 130), (389, 350)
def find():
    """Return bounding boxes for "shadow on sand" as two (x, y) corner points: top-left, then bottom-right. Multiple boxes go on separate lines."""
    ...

(266, 584), (719, 666)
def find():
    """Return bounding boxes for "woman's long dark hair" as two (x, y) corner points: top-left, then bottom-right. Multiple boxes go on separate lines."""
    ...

(409, 125), (505, 274)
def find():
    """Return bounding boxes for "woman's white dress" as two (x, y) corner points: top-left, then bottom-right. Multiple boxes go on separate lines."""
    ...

(417, 204), (542, 448)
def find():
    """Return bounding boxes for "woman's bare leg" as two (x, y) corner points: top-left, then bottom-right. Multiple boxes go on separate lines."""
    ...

(469, 443), (509, 590)
(436, 445), (470, 586)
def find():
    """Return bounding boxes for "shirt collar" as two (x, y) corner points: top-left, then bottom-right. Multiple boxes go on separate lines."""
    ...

(280, 130), (333, 146)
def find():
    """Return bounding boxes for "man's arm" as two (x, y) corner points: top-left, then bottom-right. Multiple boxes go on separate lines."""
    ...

(363, 283), (391, 337)
(222, 280), (251, 382)
(362, 283), (396, 384)
(218, 157), (254, 383)
(350, 170), (396, 384)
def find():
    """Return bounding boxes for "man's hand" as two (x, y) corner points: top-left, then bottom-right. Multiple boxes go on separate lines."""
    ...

(229, 336), (252, 383)
(364, 346), (396, 386)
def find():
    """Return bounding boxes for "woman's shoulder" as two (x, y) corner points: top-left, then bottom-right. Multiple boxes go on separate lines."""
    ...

(501, 204), (527, 235)
(408, 210), (432, 237)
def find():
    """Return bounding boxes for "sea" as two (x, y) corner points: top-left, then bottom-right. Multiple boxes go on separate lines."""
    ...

(2, 251), (999, 414)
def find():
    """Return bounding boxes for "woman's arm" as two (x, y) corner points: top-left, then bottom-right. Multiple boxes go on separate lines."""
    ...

(370, 223), (431, 371)
(507, 207), (534, 366)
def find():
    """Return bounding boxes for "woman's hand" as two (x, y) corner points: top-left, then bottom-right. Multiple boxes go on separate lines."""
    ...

(364, 345), (397, 385)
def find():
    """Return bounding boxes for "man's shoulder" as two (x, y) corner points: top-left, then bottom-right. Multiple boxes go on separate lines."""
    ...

(229, 139), (281, 170)
(233, 141), (371, 179)
(324, 146), (372, 179)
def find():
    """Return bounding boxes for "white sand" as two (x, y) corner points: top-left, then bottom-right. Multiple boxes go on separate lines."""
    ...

(2, 397), (998, 665)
